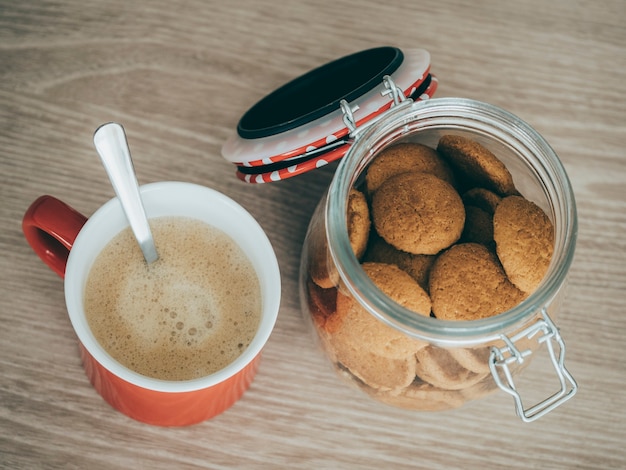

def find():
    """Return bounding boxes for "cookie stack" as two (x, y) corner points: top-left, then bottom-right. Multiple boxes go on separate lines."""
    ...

(304, 135), (555, 410)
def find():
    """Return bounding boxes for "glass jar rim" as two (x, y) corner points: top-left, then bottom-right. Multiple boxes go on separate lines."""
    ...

(326, 97), (578, 346)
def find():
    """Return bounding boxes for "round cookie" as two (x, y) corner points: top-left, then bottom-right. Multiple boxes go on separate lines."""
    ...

(461, 205), (494, 246)
(429, 242), (527, 321)
(371, 172), (465, 255)
(437, 135), (516, 196)
(308, 187), (370, 289)
(415, 345), (489, 391)
(325, 262), (430, 392)
(448, 346), (492, 374)
(462, 187), (501, 215)
(363, 234), (436, 291)
(365, 142), (456, 194)
(335, 348), (418, 393)
(326, 262), (431, 338)
(460, 188), (502, 247)
(347, 187), (371, 259)
(359, 262), (432, 318)
(493, 195), (554, 293)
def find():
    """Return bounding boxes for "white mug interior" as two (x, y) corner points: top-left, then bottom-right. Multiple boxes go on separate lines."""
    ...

(64, 181), (281, 392)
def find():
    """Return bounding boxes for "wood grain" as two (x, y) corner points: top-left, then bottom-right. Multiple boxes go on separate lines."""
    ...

(1, 0), (625, 468)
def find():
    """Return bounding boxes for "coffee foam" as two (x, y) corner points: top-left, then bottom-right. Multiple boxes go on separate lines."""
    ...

(84, 217), (262, 381)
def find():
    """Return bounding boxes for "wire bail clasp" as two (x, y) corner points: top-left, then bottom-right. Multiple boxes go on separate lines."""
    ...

(380, 74), (407, 106)
(340, 75), (413, 140)
(489, 309), (578, 422)
(340, 100), (360, 135)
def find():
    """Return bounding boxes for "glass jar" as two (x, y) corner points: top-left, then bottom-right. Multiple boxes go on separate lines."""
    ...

(299, 97), (578, 422)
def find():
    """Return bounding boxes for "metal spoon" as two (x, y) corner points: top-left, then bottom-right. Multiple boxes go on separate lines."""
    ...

(93, 122), (159, 264)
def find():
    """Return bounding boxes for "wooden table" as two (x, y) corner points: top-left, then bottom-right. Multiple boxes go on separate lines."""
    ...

(1, 0), (625, 468)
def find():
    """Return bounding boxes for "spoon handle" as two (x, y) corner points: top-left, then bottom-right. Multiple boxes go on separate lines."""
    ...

(93, 122), (159, 264)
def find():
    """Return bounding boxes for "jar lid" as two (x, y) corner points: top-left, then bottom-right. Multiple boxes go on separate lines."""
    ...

(221, 47), (437, 183)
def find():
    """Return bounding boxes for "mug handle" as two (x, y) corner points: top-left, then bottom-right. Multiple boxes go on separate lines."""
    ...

(22, 196), (88, 279)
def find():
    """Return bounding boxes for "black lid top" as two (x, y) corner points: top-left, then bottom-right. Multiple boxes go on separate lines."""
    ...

(236, 47), (404, 139)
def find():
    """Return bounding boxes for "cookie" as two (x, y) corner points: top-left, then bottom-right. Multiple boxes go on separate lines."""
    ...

(326, 262), (431, 341)
(365, 142), (456, 194)
(347, 188), (371, 260)
(437, 135), (516, 196)
(448, 346), (492, 374)
(429, 243), (527, 321)
(335, 349), (417, 392)
(361, 262), (432, 319)
(460, 188), (501, 247)
(324, 263), (430, 391)
(493, 195), (554, 293)
(415, 345), (489, 390)
(462, 187), (501, 215)
(363, 234), (436, 291)
(371, 172), (465, 255)
(460, 205), (494, 246)
(308, 188), (370, 289)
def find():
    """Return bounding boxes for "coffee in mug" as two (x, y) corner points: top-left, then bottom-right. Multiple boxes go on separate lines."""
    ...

(84, 216), (262, 381)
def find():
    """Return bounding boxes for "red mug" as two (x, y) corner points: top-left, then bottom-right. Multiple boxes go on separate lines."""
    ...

(23, 182), (281, 426)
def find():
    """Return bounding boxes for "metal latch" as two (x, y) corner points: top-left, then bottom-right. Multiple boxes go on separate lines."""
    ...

(340, 75), (414, 139)
(489, 309), (578, 422)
